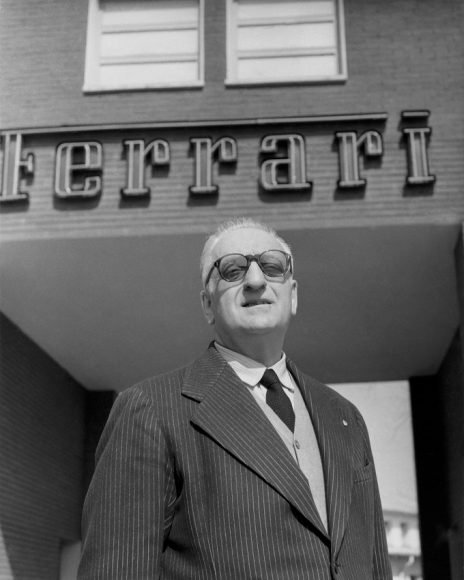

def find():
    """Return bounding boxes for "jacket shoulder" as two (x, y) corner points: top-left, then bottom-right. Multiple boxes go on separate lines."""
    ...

(124, 364), (188, 399)
(113, 363), (199, 424)
(96, 362), (198, 454)
(292, 364), (365, 422)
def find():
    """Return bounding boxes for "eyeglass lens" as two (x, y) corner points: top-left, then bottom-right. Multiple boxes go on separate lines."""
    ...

(218, 251), (289, 282)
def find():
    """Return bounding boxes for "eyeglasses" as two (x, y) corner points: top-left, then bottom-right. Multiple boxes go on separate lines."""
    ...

(204, 250), (292, 286)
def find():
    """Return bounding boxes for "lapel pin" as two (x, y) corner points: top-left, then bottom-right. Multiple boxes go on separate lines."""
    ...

(342, 419), (348, 426)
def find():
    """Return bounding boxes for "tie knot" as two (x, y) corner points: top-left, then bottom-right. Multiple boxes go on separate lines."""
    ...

(260, 368), (280, 389)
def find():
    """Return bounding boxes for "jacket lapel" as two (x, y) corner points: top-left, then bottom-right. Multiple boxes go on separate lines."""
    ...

(288, 359), (354, 558)
(182, 347), (329, 540)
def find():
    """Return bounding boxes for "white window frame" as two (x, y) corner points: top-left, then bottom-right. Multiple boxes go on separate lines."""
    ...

(83, 0), (205, 92)
(225, 0), (347, 86)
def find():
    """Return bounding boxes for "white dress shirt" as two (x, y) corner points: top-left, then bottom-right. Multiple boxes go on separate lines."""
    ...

(214, 342), (295, 407)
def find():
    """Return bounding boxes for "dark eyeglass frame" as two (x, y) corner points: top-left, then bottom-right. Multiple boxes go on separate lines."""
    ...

(204, 249), (293, 286)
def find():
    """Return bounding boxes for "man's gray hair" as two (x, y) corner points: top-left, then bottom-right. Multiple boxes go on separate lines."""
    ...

(200, 217), (293, 287)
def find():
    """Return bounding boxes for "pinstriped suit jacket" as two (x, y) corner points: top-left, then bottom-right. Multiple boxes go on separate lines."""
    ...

(78, 345), (392, 580)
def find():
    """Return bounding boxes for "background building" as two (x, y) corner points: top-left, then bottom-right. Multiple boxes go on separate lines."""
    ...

(1, 0), (463, 578)
(331, 381), (422, 580)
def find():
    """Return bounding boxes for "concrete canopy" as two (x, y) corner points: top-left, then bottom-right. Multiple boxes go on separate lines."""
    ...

(0, 223), (460, 392)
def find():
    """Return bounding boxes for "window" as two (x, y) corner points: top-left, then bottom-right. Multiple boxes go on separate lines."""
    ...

(84, 0), (204, 91)
(226, 0), (346, 85)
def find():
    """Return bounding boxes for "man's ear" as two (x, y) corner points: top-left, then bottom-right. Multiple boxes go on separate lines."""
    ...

(291, 279), (298, 316)
(200, 289), (215, 325)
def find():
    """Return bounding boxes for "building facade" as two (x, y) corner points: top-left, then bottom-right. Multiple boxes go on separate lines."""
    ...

(384, 510), (422, 580)
(1, 0), (463, 578)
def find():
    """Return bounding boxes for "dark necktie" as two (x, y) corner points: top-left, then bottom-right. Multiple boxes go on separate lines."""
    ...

(261, 368), (295, 432)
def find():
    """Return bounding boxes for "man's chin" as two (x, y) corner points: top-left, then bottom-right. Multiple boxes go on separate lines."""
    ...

(239, 320), (278, 334)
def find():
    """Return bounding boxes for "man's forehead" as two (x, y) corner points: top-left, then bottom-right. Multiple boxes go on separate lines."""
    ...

(211, 227), (283, 259)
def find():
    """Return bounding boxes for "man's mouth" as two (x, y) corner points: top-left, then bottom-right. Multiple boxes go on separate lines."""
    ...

(243, 299), (272, 308)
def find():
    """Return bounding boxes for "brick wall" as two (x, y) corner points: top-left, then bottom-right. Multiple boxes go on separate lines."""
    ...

(1, 0), (464, 240)
(0, 312), (85, 580)
(0, 0), (463, 129)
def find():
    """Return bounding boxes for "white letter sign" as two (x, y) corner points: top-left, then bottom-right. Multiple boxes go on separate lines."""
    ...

(189, 137), (237, 194)
(260, 134), (311, 192)
(121, 139), (170, 197)
(55, 142), (103, 198)
(0, 133), (34, 203)
(403, 127), (435, 185)
(335, 130), (383, 188)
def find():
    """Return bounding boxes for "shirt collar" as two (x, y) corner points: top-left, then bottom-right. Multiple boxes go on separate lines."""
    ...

(214, 341), (294, 391)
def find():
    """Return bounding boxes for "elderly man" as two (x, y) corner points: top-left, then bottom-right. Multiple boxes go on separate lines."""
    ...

(78, 218), (392, 579)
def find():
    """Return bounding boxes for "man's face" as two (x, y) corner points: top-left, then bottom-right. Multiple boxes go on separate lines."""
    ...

(201, 227), (298, 350)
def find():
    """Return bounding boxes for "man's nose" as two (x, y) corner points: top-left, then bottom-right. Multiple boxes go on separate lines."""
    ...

(243, 260), (266, 288)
